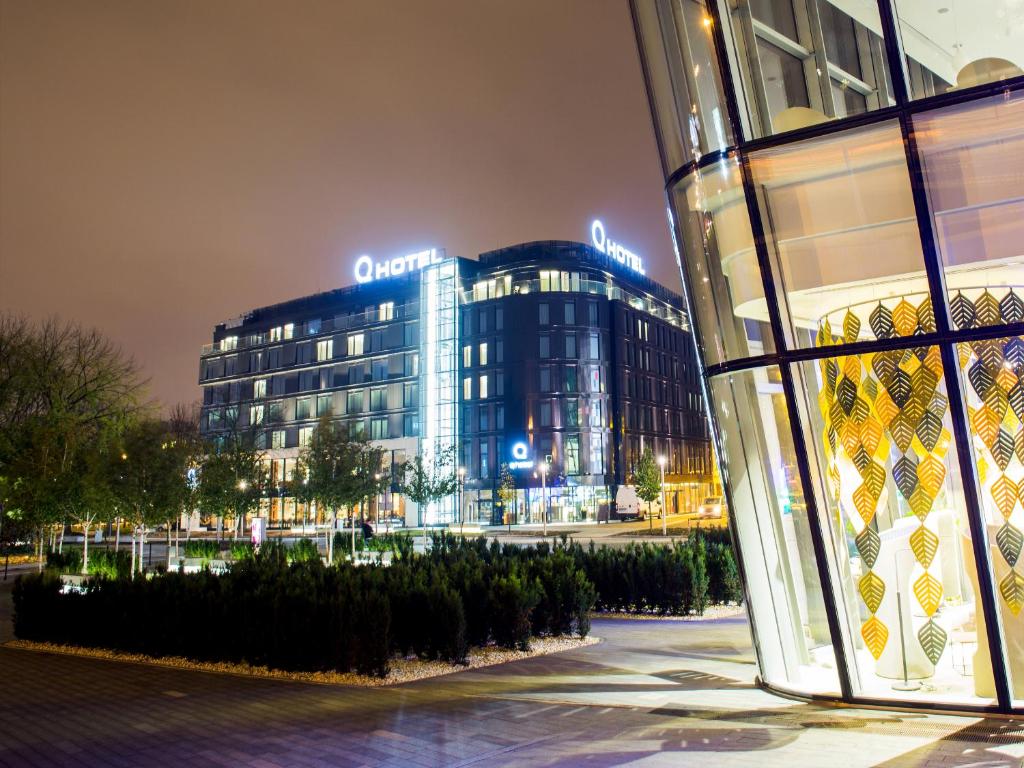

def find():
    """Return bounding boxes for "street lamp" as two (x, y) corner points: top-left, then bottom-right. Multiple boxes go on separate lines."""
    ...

(657, 455), (667, 536)
(539, 461), (549, 537)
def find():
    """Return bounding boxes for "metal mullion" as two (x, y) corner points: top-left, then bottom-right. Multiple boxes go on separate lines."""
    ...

(799, 0), (835, 117)
(875, 0), (909, 106)
(778, 361), (854, 699)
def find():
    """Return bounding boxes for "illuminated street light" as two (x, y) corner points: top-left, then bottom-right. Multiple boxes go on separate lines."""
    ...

(657, 455), (668, 537)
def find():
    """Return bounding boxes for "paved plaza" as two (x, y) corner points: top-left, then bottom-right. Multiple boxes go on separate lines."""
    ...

(0, 578), (1021, 768)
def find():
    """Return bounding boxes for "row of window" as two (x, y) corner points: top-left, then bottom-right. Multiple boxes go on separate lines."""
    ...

(462, 432), (607, 480)
(537, 332), (602, 360)
(624, 437), (711, 478)
(537, 299), (600, 327)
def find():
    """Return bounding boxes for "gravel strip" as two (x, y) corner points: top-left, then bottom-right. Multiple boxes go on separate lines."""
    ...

(4, 635), (600, 687)
(592, 604), (745, 621)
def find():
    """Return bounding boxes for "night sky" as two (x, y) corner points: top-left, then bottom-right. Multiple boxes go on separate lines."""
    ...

(0, 0), (676, 410)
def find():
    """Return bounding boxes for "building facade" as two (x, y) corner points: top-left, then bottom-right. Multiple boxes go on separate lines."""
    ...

(631, 0), (1023, 713)
(198, 240), (712, 529)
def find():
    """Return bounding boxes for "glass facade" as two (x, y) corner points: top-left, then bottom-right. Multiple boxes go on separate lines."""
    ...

(633, 0), (1024, 713)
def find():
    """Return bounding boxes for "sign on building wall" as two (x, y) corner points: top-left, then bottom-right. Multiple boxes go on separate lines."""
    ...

(590, 219), (645, 276)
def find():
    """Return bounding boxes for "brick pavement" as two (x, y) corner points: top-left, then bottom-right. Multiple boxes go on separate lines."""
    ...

(0, 579), (1021, 767)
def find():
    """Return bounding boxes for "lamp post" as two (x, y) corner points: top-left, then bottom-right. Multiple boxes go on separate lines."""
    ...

(374, 472), (382, 531)
(657, 455), (667, 536)
(539, 461), (549, 537)
(457, 466), (466, 535)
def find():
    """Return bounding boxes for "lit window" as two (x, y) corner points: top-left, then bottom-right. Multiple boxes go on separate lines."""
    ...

(283, 323), (294, 340)
(347, 390), (364, 413)
(220, 336), (238, 351)
(565, 436), (579, 475)
(269, 327), (283, 342)
(371, 417), (388, 440)
(316, 339), (333, 361)
(316, 394), (332, 417)
(463, 345), (472, 367)
(299, 426), (314, 447)
(379, 302), (394, 321)
(254, 378), (267, 398)
(271, 430), (286, 449)
(347, 333), (364, 356)
(296, 398), (311, 420)
(479, 375), (488, 399)
(479, 342), (488, 366)
(250, 404), (264, 425)
(463, 377), (472, 400)
(370, 387), (387, 411)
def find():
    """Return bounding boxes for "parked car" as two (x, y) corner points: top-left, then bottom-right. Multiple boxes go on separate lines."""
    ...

(695, 496), (725, 519)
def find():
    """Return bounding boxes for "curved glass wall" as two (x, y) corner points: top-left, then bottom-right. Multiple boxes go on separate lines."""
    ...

(633, 0), (1024, 713)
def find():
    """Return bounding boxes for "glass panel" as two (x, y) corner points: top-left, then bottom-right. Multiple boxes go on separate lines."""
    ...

(793, 345), (995, 705)
(718, 0), (892, 138)
(633, 0), (733, 171)
(748, 121), (931, 350)
(894, 0), (1024, 99)
(955, 335), (1024, 704)
(912, 91), (1024, 330)
(671, 156), (777, 366)
(710, 366), (839, 694)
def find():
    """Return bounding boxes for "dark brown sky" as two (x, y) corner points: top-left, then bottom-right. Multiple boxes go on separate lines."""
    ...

(0, 0), (675, 410)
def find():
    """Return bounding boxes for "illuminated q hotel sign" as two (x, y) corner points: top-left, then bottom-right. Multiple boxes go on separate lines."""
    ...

(590, 219), (645, 276)
(354, 248), (443, 284)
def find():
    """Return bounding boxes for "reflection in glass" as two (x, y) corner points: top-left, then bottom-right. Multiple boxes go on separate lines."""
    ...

(894, 0), (1024, 98)
(912, 91), (1024, 330)
(711, 366), (839, 693)
(717, 0), (892, 138)
(672, 158), (775, 366)
(748, 121), (929, 349)
(956, 335), (1024, 703)
(794, 346), (993, 704)
(633, 0), (732, 172)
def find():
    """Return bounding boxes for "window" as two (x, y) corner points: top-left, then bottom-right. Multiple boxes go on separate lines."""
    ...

(250, 404), (264, 425)
(405, 353), (418, 376)
(479, 406), (490, 431)
(539, 303), (549, 325)
(565, 334), (577, 359)
(565, 398), (580, 427)
(479, 308), (488, 333)
(295, 397), (311, 420)
(403, 414), (419, 437)
(403, 382), (418, 408)
(371, 417), (388, 440)
(539, 335), (550, 358)
(540, 401), (552, 427)
(565, 436), (579, 475)
(588, 301), (598, 325)
(565, 366), (577, 392)
(349, 420), (366, 439)
(283, 323), (294, 340)
(564, 301), (575, 324)
(590, 400), (603, 428)
(479, 441), (490, 479)
(589, 434), (604, 474)
(463, 345), (472, 367)
(269, 326), (283, 342)
(756, 38), (810, 123)
(316, 339), (333, 361)
(495, 339), (504, 363)
(379, 302), (394, 321)
(316, 394), (332, 417)
(540, 367), (552, 392)
(254, 378), (267, 398)
(220, 336), (238, 351)
(372, 359), (388, 381)
(479, 342), (488, 366)
(370, 387), (387, 411)
(495, 308), (504, 330)
(496, 405), (504, 430)
(271, 430), (286, 449)
(404, 322), (418, 346)
(588, 333), (600, 360)
(495, 372), (504, 397)
(347, 390), (364, 413)
(306, 319), (321, 335)
(479, 375), (488, 399)
(347, 333), (364, 356)
(463, 377), (472, 400)
(299, 426), (314, 447)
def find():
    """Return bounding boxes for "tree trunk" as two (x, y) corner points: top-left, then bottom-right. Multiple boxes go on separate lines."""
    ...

(648, 502), (653, 532)
(130, 528), (137, 576)
(139, 525), (146, 574)
(81, 522), (90, 575)
(114, 518), (120, 551)
(59, 523), (65, 554)
(36, 529), (43, 572)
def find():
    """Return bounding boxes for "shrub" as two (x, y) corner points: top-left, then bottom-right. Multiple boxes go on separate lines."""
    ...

(229, 541), (254, 561)
(490, 574), (538, 650)
(183, 540), (221, 561)
(46, 547), (82, 574)
(288, 538), (321, 563)
(88, 549), (131, 579)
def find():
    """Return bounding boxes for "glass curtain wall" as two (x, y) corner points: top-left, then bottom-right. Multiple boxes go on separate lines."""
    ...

(632, 0), (1024, 712)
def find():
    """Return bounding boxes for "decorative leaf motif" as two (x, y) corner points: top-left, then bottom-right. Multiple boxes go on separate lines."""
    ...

(859, 571), (886, 613)
(996, 523), (1023, 568)
(837, 376), (858, 415)
(853, 482), (878, 525)
(903, 395), (926, 429)
(893, 299), (918, 337)
(917, 454), (947, 498)
(1007, 382), (1024, 423)
(852, 446), (871, 473)
(872, 352), (896, 387)
(976, 339), (1004, 370)
(861, 615), (889, 659)
(917, 296), (936, 333)
(999, 290), (1024, 324)
(863, 375), (878, 402)
(991, 475), (1019, 520)
(916, 410), (943, 453)
(950, 292), (976, 330)
(859, 418), (883, 457)
(918, 619), (948, 664)
(860, 461), (886, 500)
(825, 359), (839, 394)
(909, 487), (935, 521)
(911, 525), (940, 568)
(892, 454), (919, 500)
(968, 360), (995, 399)
(914, 572), (943, 615)
(971, 405), (1001, 448)
(1005, 337), (1024, 369)
(957, 343), (973, 370)
(843, 356), (862, 382)
(992, 429), (1015, 472)
(1015, 429), (1024, 465)
(999, 570), (1024, 616)
(975, 290), (1001, 326)
(843, 310), (861, 343)
(889, 369), (913, 408)
(851, 397), (870, 424)
(874, 390), (899, 427)
(911, 365), (938, 399)
(856, 526), (881, 569)
(889, 412), (916, 453)
(840, 422), (860, 457)
(983, 385), (1009, 419)
(870, 303), (895, 339)
(996, 365), (1018, 394)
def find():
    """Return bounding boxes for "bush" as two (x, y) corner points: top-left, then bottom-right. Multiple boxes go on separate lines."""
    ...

(183, 540), (221, 561)
(88, 549), (131, 579)
(489, 574), (538, 650)
(288, 538), (321, 563)
(46, 548), (82, 574)
(229, 541), (254, 561)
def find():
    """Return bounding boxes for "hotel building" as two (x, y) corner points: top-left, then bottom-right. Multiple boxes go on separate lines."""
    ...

(198, 239), (713, 528)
